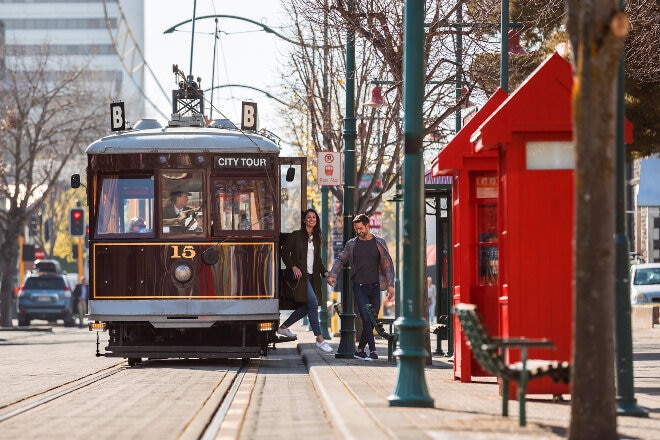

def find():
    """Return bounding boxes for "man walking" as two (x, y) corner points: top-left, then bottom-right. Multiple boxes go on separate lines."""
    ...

(327, 214), (395, 360)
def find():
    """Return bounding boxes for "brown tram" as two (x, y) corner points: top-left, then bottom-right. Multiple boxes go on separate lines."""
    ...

(72, 81), (305, 365)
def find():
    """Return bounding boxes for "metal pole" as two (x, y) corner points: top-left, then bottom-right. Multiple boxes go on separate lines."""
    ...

(335, 0), (357, 358)
(320, 186), (331, 339)
(394, 191), (401, 317)
(614, 0), (647, 415)
(455, 1), (463, 134)
(500, 0), (509, 92)
(319, 3), (331, 341)
(389, 0), (433, 407)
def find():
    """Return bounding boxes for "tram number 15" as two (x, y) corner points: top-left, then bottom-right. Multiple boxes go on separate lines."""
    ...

(171, 245), (196, 259)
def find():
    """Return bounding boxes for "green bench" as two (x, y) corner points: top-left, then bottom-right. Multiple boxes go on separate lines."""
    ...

(453, 303), (570, 426)
(366, 304), (398, 362)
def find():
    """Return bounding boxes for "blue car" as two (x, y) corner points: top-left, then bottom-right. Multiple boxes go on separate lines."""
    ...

(17, 273), (75, 327)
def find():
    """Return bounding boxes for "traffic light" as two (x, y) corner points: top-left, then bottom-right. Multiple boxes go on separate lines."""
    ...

(84, 225), (89, 248)
(29, 215), (39, 236)
(69, 208), (85, 236)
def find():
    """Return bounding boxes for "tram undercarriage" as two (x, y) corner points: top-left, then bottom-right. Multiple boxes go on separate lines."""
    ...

(97, 320), (293, 362)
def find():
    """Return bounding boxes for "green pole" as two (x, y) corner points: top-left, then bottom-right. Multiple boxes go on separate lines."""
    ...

(335, 0), (357, 359)
(500, 0), (509, 92)
(394, 190), (402, 318)
(455, 1), (463, 134)
(319, 4), (332, 341)
(614, 0), (647, 416)
(320, 185), (331, 339)
(389, 0), (434, 407)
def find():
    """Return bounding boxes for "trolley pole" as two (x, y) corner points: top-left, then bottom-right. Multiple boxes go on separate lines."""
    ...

(388, 0), (433, 407)
(335, 0), (357, 359)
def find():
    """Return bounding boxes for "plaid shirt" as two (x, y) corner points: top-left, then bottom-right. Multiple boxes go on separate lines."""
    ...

(328, 234), (395, 291)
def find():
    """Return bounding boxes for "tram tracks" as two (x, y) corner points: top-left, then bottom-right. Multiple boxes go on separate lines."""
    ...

(0, 356), (255, 439)
(0, 361), (126, 423)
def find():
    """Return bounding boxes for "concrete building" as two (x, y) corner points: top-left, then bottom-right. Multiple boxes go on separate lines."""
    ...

(0, 0), (145, 115)
(632, 156), (660, 263)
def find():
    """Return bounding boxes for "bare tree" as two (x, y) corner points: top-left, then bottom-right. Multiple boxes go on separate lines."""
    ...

(566, 1), (628, 438)
(0, 48), (106, 327)
(281, 0), (479, 216)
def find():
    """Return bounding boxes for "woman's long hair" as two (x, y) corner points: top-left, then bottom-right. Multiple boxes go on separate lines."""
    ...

(300, 208), (324, 245)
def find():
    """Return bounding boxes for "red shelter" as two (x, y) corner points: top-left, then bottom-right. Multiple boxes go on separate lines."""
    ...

(431, 89), (507, 382)
(471, 53), (576, 396)
(435, 52), (633, 397)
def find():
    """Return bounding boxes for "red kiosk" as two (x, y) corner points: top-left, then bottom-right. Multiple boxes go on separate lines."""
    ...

(471, 53), (577, 396)
(431, 89), (507, 382)
(435, 53), (632, 398)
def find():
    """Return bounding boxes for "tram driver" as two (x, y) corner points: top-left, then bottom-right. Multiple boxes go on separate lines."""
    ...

(163, 187), (202, 233)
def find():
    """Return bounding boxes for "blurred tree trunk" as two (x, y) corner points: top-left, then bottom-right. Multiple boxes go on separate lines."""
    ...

(566, 1), (628, 438)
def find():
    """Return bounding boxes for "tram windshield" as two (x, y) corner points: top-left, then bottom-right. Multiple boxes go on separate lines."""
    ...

(161, 171), (204, 234)
(212, 178), (274, 233)
(96, 175), (154, 236)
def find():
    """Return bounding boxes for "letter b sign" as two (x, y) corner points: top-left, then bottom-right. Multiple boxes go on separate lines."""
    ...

(110, 102), (126, 131)
(241, 101), (258, 131)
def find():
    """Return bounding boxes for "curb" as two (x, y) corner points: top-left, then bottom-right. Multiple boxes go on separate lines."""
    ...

(298, 342), (394, 440)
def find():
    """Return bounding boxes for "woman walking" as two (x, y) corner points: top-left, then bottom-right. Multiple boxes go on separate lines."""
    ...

(277, 208), (333, 353)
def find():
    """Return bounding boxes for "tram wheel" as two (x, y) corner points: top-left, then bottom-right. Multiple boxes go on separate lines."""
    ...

(127, 357), (141, 367)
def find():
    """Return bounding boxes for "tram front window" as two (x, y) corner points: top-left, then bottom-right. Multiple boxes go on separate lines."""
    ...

(213, 178), (274, 233)
(161, 172), (204, 234)
(96, 175), (154, 236)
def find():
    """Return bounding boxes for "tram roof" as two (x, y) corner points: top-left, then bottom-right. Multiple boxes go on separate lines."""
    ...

(86, 127), (281, 155)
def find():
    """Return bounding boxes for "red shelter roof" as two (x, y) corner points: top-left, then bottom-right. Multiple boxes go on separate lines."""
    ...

(472, 52), (632, 152)
(431, 89), (508, 176)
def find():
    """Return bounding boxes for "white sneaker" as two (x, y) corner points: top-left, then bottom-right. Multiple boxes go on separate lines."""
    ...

(277, 327), (297, 338)
(315, 340), (333, 353)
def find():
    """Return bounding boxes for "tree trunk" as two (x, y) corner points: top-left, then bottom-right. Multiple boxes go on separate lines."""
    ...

(0, 222), (21, 327)
(567, 2), (628, 438)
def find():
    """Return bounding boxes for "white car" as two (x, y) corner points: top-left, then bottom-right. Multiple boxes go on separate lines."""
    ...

(630, 263), (660, 305)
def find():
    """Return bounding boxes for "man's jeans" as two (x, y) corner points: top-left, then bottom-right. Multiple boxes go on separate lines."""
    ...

(353, 282), (380, 352)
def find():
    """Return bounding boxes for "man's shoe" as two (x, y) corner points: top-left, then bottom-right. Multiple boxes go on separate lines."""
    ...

(315, 340), (333, 353)
(368, 351), (378, 360)
(353, 350), (371, 361)
(277, 327), (297, 338)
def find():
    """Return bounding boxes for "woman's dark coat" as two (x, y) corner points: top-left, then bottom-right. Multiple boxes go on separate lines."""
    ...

(281, 229), (327, 303)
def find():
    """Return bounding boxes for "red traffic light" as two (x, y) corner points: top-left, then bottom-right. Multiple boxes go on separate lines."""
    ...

(69, 208), (85, 236)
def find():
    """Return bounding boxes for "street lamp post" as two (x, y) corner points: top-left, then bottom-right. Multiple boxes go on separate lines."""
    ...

(335, 0), (357, 359)
(614, 0), (647, 417)
(389, 0), (434, 407)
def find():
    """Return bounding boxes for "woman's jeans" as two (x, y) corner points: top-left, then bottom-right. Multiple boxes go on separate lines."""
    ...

(282, 275), (322, 336)
(353, 282), (380, 352)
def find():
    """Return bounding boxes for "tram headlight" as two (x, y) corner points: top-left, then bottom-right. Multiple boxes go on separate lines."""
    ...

(173, 264), (193, 283)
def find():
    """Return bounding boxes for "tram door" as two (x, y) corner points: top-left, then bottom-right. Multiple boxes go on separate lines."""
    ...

(279, 157), (306, 309)
(280, 157), (307, 233)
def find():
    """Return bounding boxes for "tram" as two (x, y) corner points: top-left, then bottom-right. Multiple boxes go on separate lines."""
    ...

(72, 69), (305, 364)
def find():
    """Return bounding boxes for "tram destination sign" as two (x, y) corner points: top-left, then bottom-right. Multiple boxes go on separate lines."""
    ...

(214, 157), (271, 169)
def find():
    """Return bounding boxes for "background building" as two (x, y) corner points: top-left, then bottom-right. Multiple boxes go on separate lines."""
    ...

(0, 0), (145, 115)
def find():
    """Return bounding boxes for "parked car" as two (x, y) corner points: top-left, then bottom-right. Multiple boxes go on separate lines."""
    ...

(16, 273), (75, 326)
(630, 263), (660, 305)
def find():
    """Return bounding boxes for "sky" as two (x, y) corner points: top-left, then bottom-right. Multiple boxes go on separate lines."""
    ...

(142, 0), (291, 138)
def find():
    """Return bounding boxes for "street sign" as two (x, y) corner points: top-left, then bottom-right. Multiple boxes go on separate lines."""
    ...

(34, 248), (45, 260)
(318, 151), (342, 186)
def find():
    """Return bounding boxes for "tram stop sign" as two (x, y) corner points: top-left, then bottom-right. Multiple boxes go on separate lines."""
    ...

(34, 248), (45, 260)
